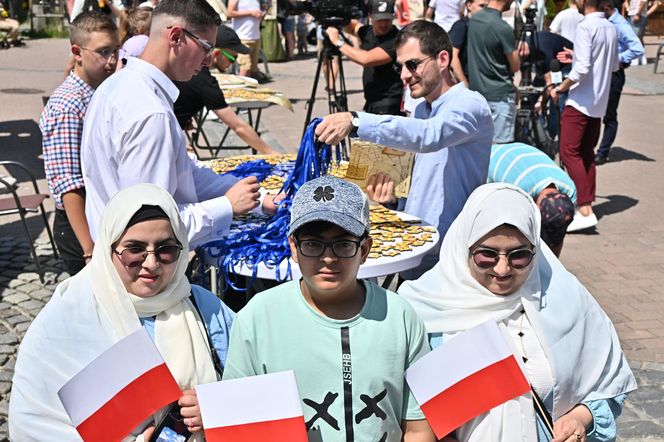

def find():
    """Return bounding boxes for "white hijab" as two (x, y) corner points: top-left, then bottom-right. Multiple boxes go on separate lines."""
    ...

(89, 183), (217, 389)
(399, 183), (637, 441)
(9, 184), (216, 440)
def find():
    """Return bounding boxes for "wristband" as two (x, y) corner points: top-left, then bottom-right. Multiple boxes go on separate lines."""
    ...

(82, 253), (93, 259)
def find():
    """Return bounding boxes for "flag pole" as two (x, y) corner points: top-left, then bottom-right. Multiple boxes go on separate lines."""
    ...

(530, 387), (554, 437)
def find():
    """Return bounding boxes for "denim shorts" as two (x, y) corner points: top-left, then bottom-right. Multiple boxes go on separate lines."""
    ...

(488, 94), (516, 143)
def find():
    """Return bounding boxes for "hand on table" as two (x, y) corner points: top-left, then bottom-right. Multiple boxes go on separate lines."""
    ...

(315, 112), (353, 146)
(226, 176), (261, 215)
(262, 192), (286, 215)
(366, 173), (397, 205)
(179, 389), (204, 433)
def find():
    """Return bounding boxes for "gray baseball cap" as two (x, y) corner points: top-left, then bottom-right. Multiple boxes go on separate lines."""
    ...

(289, 176), (370, 237)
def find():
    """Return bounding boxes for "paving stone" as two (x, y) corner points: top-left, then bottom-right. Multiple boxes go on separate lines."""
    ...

(619, 420), (664, 439)
(16, 272), (40, 282)
(13, 322), (30, 334)
(5, 315), (29, 326)
(0, 383), (9, 396)
(0, 372), (12, 384)
(18, 300), (43, 310)
(0, 346), (14, 355)
(6, 280), (24, 290)
(14, 283), (41, 295)
(0, 293), (28, 305)
(0, 399), (8, 416)
(0, 335), (17, 346)
(30, 289), (53, 301)
(3, 359), (14, 371)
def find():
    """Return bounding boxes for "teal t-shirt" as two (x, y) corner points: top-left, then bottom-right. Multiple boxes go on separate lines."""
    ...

(223, 279), (430, 442)
(467, 7), (517, 101)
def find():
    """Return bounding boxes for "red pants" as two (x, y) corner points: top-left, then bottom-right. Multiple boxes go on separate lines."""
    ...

(560, 106), (601, 206)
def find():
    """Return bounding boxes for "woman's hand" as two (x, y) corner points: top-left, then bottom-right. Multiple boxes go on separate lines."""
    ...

(552, 404), (593, 442)
(179, 389), (204, 433)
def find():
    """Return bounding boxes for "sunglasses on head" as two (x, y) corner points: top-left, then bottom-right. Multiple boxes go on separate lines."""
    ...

(393, 55), (435, 74)
(113, 243), (183, 267)
(470, 247), (535, 269)
(220, 49), (236, 62)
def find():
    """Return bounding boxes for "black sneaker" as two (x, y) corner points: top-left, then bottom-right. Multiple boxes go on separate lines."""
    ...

(595, 153), (609, 165)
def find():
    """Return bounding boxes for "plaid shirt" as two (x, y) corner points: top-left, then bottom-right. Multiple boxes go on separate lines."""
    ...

(40, 72), (95, 210)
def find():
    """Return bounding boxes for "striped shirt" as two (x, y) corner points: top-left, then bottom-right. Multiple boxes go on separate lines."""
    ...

(40, 72), (95, 210)
(488, 143), (577, 204)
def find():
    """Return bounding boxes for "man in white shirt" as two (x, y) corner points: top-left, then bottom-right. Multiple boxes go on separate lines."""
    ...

(425, 0), (465, 31)
(549, 0), (584, 43)
(81, 0), (269, 248)
(551, 0), (618, 231)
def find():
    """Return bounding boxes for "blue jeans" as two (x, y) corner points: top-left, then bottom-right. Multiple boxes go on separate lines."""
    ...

(488, 94), (516, 143)
(598, 68), (625, 158)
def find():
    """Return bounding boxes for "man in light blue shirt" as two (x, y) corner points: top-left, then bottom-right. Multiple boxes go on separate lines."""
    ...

(595, 0), (644, 165)
(316, 20), (493, 279)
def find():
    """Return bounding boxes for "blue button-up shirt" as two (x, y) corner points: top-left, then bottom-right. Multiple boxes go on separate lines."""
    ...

(357, 83), (493, 277)
(609, 9), (644, 65)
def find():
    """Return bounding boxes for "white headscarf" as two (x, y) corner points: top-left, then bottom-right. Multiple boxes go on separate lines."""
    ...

(399, 183), (637, 441)
(9, 184), (216, 440)
(89, 182), (217, 389)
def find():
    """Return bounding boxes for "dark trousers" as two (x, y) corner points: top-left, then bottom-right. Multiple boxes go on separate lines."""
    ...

(560, 106), (601, 206)
(54, 209), (86, 275)
(598, 68), (625, 157)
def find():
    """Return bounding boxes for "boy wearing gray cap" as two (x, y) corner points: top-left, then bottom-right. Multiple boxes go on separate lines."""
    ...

(223, 175), (435, 441)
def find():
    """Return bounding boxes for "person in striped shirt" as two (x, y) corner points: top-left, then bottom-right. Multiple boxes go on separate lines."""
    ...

(487, 142), (576, 256)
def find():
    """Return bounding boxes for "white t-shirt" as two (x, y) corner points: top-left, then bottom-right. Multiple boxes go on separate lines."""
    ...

(232, 0), (262, 40)
(628, 0), (647, 16)
(429, 0), (464, 31)
(549, 7), (584, 44)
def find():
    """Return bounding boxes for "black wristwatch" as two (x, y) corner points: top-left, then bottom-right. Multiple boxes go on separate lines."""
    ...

(349, 111), (360, 138)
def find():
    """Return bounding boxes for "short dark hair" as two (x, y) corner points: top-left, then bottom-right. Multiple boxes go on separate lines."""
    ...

(152, 0), (221, 32)
(70, 10), (118, 46)
(585, 0), (610, 9)
(395, 20), (452, 60)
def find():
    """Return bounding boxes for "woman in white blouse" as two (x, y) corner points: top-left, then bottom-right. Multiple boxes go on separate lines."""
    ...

(399, 183), (636, 442)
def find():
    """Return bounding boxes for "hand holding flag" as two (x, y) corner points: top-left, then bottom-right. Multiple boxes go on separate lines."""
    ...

(58, 328), (182, 442)
(405, 320), (531, 439)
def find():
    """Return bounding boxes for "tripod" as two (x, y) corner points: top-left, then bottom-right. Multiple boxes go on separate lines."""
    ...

(303, 34), (350, 138)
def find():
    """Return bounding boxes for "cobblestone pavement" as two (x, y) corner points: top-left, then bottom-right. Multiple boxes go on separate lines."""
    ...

(1, 37), (664, 440)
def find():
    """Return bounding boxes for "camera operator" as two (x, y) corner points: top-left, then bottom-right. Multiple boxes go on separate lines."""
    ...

(325, 0), (404, 115)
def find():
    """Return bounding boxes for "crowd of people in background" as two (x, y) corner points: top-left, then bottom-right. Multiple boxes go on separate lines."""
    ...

(2, 0), (656, 438)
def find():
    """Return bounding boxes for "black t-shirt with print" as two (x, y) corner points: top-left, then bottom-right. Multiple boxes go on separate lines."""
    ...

(358, 25), (403, 115)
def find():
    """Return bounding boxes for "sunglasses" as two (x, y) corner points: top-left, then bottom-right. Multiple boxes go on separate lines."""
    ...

(296, 237), (365, 258)
(114, 244), (183, 267)
(81, 46), (119, 60)
(167, 25), (214, 56)
(470, 247), (535, 270)
(393, 55), (435, 75)
(220, 49), (237, 62)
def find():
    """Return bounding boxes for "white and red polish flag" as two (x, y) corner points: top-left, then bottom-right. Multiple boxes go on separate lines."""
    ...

(196, 370), (308, 442)
(405, 320), (531, 439)
(58, 328), (182, 442)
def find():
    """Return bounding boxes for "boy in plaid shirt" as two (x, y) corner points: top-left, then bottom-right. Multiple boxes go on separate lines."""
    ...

(40, 11), (119, 274)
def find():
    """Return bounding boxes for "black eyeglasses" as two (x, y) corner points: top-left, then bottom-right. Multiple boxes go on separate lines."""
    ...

(296, 237), (366, 258)
(167, 25), (214, 56)
(393, 55), (435, 75)
(470, 247), (535, 269)
(81, 46), (119, 60)
(113, 243), (183, 267)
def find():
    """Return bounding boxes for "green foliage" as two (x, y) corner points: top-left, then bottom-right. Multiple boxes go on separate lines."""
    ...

(25, 25), (69, 39)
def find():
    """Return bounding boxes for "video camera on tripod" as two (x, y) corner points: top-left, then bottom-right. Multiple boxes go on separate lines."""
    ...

(514, 3), (557, 159)
(289, 0), (363, 27)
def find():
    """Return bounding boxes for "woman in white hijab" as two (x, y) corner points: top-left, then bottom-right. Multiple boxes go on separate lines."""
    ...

(399, 183), (636, 442)
(9, 183), (235, 440)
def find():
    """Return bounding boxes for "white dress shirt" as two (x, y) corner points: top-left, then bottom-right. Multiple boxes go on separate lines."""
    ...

(549, 6), (584, 43)
(81, 57), (237, 248)
(566, 12), (619, 118)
